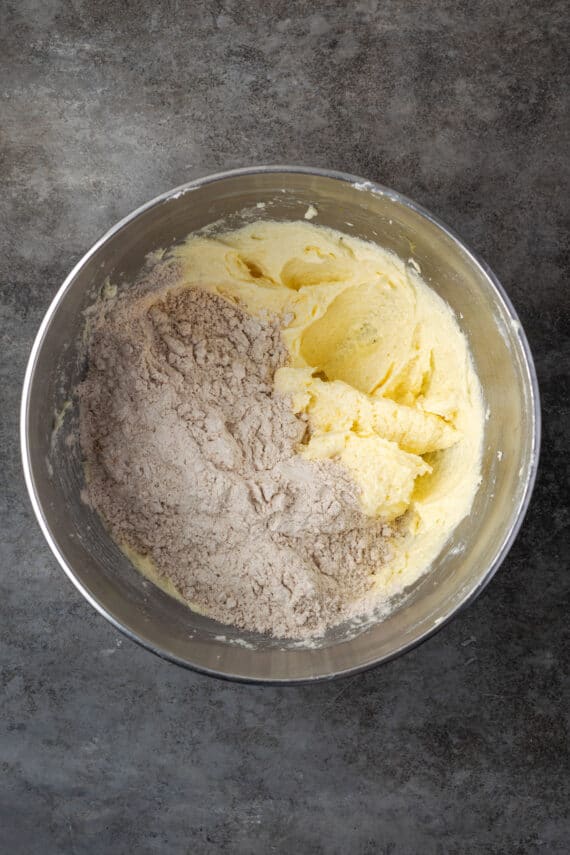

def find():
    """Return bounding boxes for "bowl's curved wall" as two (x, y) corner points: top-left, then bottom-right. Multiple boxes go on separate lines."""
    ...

(21, 167), (540, 682)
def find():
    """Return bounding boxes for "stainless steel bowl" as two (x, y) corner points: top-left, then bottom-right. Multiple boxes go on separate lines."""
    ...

(21, 166), (540, 683)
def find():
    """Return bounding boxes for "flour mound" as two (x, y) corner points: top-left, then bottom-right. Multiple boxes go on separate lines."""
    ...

(79, 274), (393, 638)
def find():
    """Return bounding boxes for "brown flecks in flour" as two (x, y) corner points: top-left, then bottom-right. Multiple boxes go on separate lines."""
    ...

(79, 272), (395, 638)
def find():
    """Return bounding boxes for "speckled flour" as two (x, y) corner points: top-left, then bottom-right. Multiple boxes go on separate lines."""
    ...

(79, 265), (394, 638)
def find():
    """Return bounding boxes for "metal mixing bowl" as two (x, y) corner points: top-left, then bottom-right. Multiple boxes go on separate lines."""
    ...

(21, 166), (540, 683)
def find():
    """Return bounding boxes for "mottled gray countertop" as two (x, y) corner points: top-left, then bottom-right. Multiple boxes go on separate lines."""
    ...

(1, 2), (568, 853)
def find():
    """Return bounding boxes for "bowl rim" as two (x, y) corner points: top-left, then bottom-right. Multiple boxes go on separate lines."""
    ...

(20, 164), (541, 684)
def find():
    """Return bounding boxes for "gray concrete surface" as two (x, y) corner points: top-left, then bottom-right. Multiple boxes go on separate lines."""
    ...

(1, 1), (568, 853)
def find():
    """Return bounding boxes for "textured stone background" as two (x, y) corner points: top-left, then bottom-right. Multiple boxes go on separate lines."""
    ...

(1, 1), (568, 853)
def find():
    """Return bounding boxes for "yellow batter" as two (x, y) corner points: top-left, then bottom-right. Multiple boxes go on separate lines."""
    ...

(172, 220), (484, 597)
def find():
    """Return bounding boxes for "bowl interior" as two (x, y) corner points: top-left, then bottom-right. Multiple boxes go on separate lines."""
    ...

(22, 169), (538, 681)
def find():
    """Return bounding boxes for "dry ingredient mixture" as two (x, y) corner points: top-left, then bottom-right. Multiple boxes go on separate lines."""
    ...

(80, 270), (395, 637)
(80, 220), (484, 639)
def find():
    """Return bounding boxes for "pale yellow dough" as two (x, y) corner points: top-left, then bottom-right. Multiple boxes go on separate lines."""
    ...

(173, 221), (484, 596)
